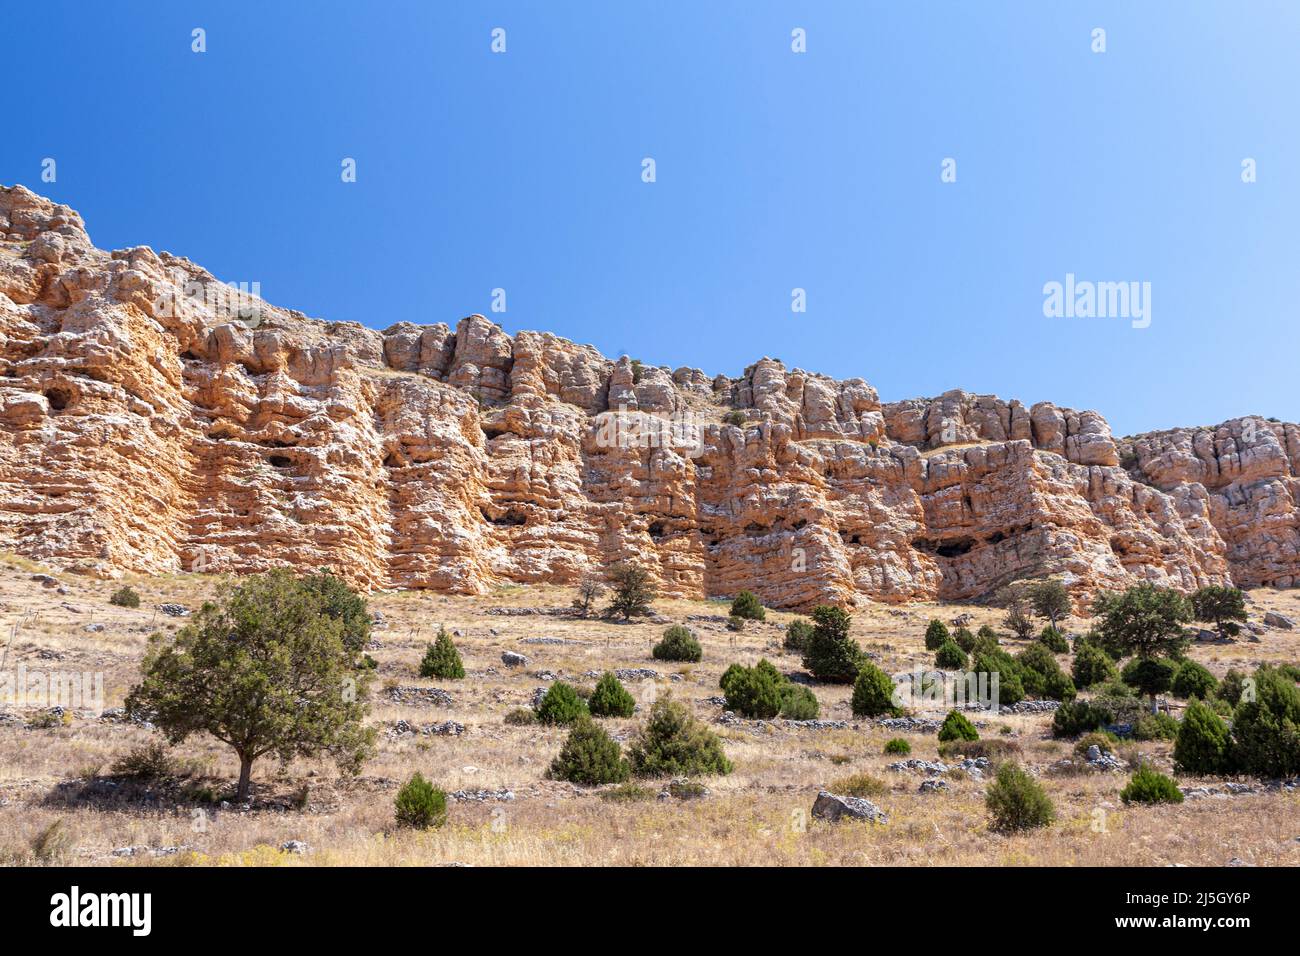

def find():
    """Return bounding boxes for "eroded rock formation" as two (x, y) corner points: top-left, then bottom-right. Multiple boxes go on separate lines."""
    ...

(0, 185), (1294, 607)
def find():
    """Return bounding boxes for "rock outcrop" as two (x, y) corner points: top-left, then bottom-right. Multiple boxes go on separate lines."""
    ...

(0, 185), (1293, 607)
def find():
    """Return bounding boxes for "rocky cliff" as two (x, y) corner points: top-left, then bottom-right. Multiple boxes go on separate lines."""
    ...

(1, 185), (1296, 608)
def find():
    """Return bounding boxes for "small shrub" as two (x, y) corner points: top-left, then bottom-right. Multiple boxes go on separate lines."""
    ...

(588, 672), (636, 718)
(883, 737), (911, 755)
(985, 763), (1055, 832)
(110, 741), (174, 780)
(783, 618), (814, 652)
(1120, 765), (1184, 805)
(1018, 642), (1076, 701)
(939, 738), (1022, 763)
(779, 683), (819, 720)
(722, 410), (746, 427)
(600, 782), (656, 803)
(1038, 626), (1069, 654)
(830, 773), (888, 798)
(550, 718), (631, 785)
(972, 649), (1026, 706)
(1171, 660), (1217, 700)
(1217, 669), (1248, 707)
(418, 626), (465, 680)
(730, 590), (766, 621)
(653, 625), (702, 662)
(975, 624), (1000, 647)
(924, 619), (950, 651)
(504, 707), (537, 726)
(1072, 731), (1118, 758)
(535, 682), (589, 725)
(1072, 642), (1118, 689)
(1131, 712), (1179, 741)
(628, 697), (732, 777)
(394, 773), (447, 829)
(723, 659), (785, 719)
(1173, 697), (1231, 774)
(851, 661), (901, 717)
(109, 586), (141, 609)
(938, 709), (979, 742)
(1052, 700), (1108, 738)
(726, 615), (745, 632)
(935, 640), (967, 670)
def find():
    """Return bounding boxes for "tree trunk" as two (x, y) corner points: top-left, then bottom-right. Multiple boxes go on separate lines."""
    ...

(236, 754), (254, 802)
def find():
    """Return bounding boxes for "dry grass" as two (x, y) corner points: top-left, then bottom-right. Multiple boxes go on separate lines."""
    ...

(0, 560), (1297, 867)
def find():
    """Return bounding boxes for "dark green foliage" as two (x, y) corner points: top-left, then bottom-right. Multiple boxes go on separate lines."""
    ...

(883, 737), (912, 755)
(924, 619), (951, 651)
(418, 626), (465, 680)
(109, 586), (141, 609)
(935, 639), (967, 670)
(1217, 669), (1248, 707)
(1091, 584), (1192, 660)
(605, 562), (656, 621)
(1052, 700), (1109, 737)
(851, 660), (901, 717)
(1171, 660), (1217, 700)
(722, 659), (785, 719)
(976, 625), (1000, 646)
(1121, 657), (1178, 700)
(802, 606), (862, 683)
(1230, 665), (1300, 778)
(1027, 579), (1072, 629)
(628, 697), (732, 777)
(549, 717), (631, 785)
(729, 590), (766, 621)
(779, 683), (820, 720)
(986, 763), (1055, 832)
(1190, 585), (1247, 639)
(535, 681), (589, 725)
(588, 672), (636, 718)
(1132, 712), (1180, 741)
(1173, 698), (1231, 774)
(972, 648), (1026, 706)
(1037, 626), (1069, 654)
(301, 570), (372, 654)
(938, 709), (979, 742)
(653, 625), (702, 662)
(1072, 642), (1118, 689)
(394, 773), (447, 828)
(784, 618), (814, 652)
(953, 627), (977, 653)
(1017, 642), (1076, 702)
(719, 663), (744, 692)
(125, 570), (375, 801)
(1120, 765), (1184, 805)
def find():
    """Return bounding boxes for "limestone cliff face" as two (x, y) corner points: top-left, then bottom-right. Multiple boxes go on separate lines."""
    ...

(0, 185), (1291, 607)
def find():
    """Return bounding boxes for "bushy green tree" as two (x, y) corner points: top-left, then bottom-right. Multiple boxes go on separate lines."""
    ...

(722, 659), (785, 719)
(1027, 579), (1072, 630)
(1121, 657), (1178, 711)
(851, 660), (901, 717)
(418, 626), (465, 679)
(938, 709), (979, 742)
(972, 648), (1025, 706)
(986, 763), (1054, 832)
(935, 640), (967, 670)
(1018, 643), (1076, 701)
(1190, 585), (1247, 639)
(126, 570), (375, 801)
(924, 619), (950, 651)
(1072, 642), (1118, 688)
(729, 590), (766, 621)
(1230, 665), (1300, 778)
(550, 717), (630, 784)
(783, 618), (814, 652)
(301, 569), (372, 654)
(779, 683), (820, 720)
(801, 605), (861, 683)
(535, 682), (589, 725)
(1037, 626), (1069, 654)
(953, 627), (977, 653)
(1217, 669), (1248, 707)
(653, 625), (702, 662)
(1171, 660), (1217, 700)
(109, 586), (141, 609)
(1091, 584), (1192, 660)
(1051, 700), (1109, 738)
(588, 672), (636, 718)
(394, 773), (448, 829)
(628, 697), (732, 777)
(605, 562), (656, 621)
(1120, 765), (1184, 805)
(1173, 697), (1231, 774)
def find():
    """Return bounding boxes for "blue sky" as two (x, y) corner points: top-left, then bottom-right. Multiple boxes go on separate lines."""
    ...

(6, 1), (1298, 435)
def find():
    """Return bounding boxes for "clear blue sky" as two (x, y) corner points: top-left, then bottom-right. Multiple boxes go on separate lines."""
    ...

(7, 1), (1298, 436)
